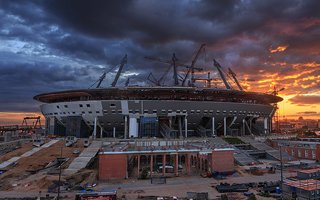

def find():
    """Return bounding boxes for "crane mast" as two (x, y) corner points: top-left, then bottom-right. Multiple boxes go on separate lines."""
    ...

(213, 59), (231, 90)
(172, 53), (179, 86)
(182, 43), (206, 86)
(144, 54), (202, 86)
(228, 68), (243, 91)
(111, 54), (127, 87)
(95, 72), (106, 88)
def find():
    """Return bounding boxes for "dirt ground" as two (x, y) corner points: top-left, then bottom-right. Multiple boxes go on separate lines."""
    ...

(0, 139), (85, 192)
(0, 140), (282, 199)
(0, 141), (33, 163)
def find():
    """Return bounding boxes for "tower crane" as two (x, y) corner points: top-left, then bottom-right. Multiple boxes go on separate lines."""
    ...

(271, 87), (285, 96)
(181, 43), (206, 86)
(145, 54), (203, 86)
(269, 86), (285, 133)
(147, 73), (160, 86)
(111, 54), (127, 87)
(146, 63), (173, 86)
(192, 72), (213, 87)
(172, 53), (179, 86)
(125, 77), (130, 87)
(228, 68), (243, 91)
(95, 72), (106, 88)
(213, 59), (231, 90)
(90, 54), (127, 88)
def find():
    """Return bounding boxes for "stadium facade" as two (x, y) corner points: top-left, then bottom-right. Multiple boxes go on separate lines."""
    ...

(34, 86), (282, 138)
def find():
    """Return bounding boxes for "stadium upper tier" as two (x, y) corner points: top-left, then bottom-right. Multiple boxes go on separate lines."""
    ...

(34, 87), (282, 105)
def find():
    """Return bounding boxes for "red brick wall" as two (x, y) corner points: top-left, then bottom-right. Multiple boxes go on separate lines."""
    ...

(285, 147), (316, 160)
(211, 150), (234, 173)
(99, 154), (127, 180)
(316, 144), (320, 161)
(305, 149), (312, 160)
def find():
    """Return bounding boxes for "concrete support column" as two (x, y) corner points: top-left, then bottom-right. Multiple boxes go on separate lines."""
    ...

(269, 117), (273, 133)
(264, 117), (268, 135)
(212, 117), (215, 136)
(242, 119), (246, 135)
(126, 155), (129, 179)
(137, 155), (140, 178)
(162, 154), (166, 175)
(186, 154), (191, 175)
(184, 116), (188, 138)
(93, 117), (97, 139)
(223, 117), (227, 136)
(100, 126), (103, 138)
(124, 116), (128, 139)
(178, 117), (182, 138)
(174, 154), (179, 176)
(150, 155), (153, 176)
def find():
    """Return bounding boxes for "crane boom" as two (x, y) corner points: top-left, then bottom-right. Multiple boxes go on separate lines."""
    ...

(182, 43), (206, 86)
(172, 53), (179, 86)
(144, 56), (202, 71)
(147, 73), (160, 86)
(95, 72), (106, 88)
(125, 78), (130, 87)
(111, 54), (127, 87)
(213, 59), (231, 90)
(228, 68), (243, 91)
(144, 54), (202, 86)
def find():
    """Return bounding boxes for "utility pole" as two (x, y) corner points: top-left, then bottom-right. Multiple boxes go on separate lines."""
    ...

(57, 145), (63, 200)
(279, 145), (283, 196)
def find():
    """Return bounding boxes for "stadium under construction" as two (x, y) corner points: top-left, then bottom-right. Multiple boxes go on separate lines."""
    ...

(33, 44), (283, 139)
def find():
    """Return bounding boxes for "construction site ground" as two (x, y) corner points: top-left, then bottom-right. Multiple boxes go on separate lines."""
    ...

(0, 142), (33, 163)
(0, 139), (88, 194)
(98, 170), (291, 200)
(0, 170), (290, 199)
(0, 140), (294, 199)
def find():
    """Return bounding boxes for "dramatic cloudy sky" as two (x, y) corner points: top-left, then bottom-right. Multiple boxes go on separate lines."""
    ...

(0, 0), (319, 124)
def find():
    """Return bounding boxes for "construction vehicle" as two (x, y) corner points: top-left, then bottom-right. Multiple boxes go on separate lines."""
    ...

(32, 134), (45, 147)
(83, 139), (91, 148)
(65, 136), (78, 147)
(32, 138), (45, 147)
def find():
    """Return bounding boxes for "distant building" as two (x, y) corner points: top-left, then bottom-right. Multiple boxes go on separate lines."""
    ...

(297, 168), (320, 180)
(278, 117), (320, 132)
(282, 179), (320, 200)
(279, 121), (295, 131)
(268, 140), (320, 161)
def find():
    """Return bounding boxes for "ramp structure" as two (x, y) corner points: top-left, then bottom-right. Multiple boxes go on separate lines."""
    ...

(63, 140), (102, 176)
(209, 137), (257, 166)
(0, 139), (59, 169)
(239, 137), (292, 161)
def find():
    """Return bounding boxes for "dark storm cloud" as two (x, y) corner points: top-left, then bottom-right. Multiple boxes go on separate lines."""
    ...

(1, 0), (320, 113)
(0, 60), (98, 112)
(297, 111), (318, 115)
(289, 95), (320, 105)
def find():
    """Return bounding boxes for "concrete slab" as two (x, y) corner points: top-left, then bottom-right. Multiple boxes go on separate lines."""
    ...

(239, 137), (293, 161)
(63, 140), (102, 176)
